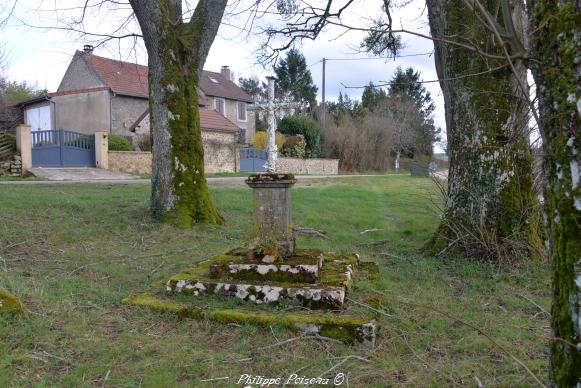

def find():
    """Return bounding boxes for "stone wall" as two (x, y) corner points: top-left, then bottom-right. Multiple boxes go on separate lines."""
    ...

(108, 130), (240, 174)
(111, 95), (149, 136)
(57, 53), (105, 91)
(108, 151), (151, 174)
(0, 155), (22, 176)
(276, 158), (339, 175)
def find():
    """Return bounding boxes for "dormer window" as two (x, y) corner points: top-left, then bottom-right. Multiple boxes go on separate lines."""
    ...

(209, 76), (220, 84)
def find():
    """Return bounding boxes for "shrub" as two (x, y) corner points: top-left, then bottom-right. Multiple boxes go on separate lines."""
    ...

(251, 131), (286, 150)
(108, 133), (133, 151)
(4, 132), (16, 151)
(136, 133), (152, 152)
(277, 116), (321, 157)
(282, 135), (306, 158)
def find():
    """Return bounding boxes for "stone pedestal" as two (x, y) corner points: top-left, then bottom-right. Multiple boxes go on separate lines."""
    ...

(246, 174), (296, 258)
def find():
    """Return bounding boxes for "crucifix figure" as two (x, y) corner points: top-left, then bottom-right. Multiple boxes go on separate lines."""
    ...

(251, 77), (298, 173)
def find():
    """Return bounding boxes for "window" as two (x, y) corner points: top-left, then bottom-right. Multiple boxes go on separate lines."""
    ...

(237, 102), (247, 121)
(208, 76), (220, 84)
(214, 98), (225, 115)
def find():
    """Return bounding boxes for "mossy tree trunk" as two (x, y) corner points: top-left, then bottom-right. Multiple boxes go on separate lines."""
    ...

(425, 0), (537, 258)
(129, 0), (227, 227)
(528, 1), (581, 385)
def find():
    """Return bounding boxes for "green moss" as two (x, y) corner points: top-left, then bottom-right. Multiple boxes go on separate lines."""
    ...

(122, 293), (203, 319)
(151, 5), (224, 227)
(529, 2), (581, 384)
(0, 289), (27, 315)
(208, 309), (278, 326)
(425, 0), (537, 259)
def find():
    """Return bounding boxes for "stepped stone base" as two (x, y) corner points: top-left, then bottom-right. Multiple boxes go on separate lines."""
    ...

(166, 249), (359, 308)
(168, 280), (346, 308)
(123, 293), (376, 346)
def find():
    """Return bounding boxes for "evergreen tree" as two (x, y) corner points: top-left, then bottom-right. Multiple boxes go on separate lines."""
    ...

(361, 82), (387, 111)
(273, 48), (318, 110)
(388, 67), (435, 116)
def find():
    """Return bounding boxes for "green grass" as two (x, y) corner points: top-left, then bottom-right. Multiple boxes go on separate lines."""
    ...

(0, 176), (550, 386)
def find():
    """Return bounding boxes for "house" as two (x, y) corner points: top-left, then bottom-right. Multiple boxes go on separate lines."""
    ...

(17, 47), (256, 172)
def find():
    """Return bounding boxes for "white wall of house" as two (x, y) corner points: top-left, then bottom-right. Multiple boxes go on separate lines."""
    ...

(209, 96), (255, 144)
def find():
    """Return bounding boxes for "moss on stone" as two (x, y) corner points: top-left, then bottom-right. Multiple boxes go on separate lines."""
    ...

(0, 289), (26, 315)
(208, 309), (278, 326)
(122, 293), (203, 319)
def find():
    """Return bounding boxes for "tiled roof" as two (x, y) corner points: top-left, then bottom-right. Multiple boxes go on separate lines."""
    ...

(79, 52), (252, 103)
(199, 71), (253, 103)
(199, 107), (240, 132)
(81, 52), (149, 98)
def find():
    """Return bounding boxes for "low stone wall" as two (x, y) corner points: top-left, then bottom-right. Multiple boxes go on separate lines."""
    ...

(0, 155), (23, 177)
(108, 137), (240, 175)
(276, 157), (339, 175)
(109, 151), (152, 174)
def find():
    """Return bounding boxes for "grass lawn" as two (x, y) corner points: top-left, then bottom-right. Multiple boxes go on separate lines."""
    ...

(0, 176), (550, 386)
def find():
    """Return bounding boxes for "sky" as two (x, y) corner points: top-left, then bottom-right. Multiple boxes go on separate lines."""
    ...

(1, 0), (446, 146)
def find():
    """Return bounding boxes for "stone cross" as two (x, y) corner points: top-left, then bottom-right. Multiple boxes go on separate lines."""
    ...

(252, 77), (299, 173)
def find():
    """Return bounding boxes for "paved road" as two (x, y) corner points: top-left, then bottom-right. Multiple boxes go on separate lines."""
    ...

(1, 168), (403, 187)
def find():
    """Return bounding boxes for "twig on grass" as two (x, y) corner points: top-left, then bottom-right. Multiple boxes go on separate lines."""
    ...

(356, 240), (389, 247)
(516, 293), (550, 316)
(101, 369), (111, 387)
(293, 227), (330, 240)
(345, 297), (393, 317)
(68, 263), (98, 276)
(391, 295), (547, 388)
(378, 252), (413, 262)
(402, 335), (462, 387)
(360, 228), (383, 235)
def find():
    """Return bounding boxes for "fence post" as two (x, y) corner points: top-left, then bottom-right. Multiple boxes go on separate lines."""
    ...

(16, 124), (32, 170)
(94, 131), (109, 169)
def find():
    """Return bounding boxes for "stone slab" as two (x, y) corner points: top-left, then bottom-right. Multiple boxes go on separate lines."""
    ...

(167, 279), (345, 309)
(123, 293), (376, 346)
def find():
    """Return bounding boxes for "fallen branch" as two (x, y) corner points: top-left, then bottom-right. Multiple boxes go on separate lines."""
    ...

(356, 240), (388, 247)
(360, 228), (383, 235)
(391, 295), (547, 388)
(293, 227), (329, 240)
(516, 293), (550, 316)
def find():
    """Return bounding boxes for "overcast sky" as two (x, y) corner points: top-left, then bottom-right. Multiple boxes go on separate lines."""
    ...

(2, 0), (445, 141)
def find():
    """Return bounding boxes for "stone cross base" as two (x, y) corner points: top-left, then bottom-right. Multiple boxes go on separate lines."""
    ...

(245, 173), (296, 259)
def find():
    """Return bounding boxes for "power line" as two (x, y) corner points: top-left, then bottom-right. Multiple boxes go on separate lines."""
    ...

(325, 52), (433, 61)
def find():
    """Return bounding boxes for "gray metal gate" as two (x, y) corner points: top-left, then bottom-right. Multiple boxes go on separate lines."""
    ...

(240, 147), (267, 172)
(32, 129), (95, 167)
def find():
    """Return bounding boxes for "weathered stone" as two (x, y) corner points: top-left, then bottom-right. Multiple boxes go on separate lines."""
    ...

(123, 292), (376, 345)
(246, 174), (297, 258)
(208, 253), (322, 283)
(0, 289), (27, 315)
(167, 279), (345, 309)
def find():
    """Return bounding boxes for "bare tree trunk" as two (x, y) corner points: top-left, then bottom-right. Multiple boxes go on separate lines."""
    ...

(425, 0), (538, 258)
(528, 1), (581, 384)
(129, 0), (227, 226)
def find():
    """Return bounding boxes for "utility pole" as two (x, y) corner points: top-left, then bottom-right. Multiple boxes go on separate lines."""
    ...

(321, 58), (326, 131)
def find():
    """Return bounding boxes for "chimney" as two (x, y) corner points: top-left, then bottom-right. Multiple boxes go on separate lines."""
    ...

(221, 66), (231, 81)
(83, 45), (94, 53)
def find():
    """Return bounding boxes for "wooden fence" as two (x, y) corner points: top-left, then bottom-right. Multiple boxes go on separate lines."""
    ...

(0, 130), (15, 161)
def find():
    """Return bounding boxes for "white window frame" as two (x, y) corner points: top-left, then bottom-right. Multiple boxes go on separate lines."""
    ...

(214, 98), (225, 116)
(237, 102), (247, 122)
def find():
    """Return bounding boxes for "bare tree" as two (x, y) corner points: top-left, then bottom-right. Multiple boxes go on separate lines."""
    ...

(129, 0), (227, 226)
